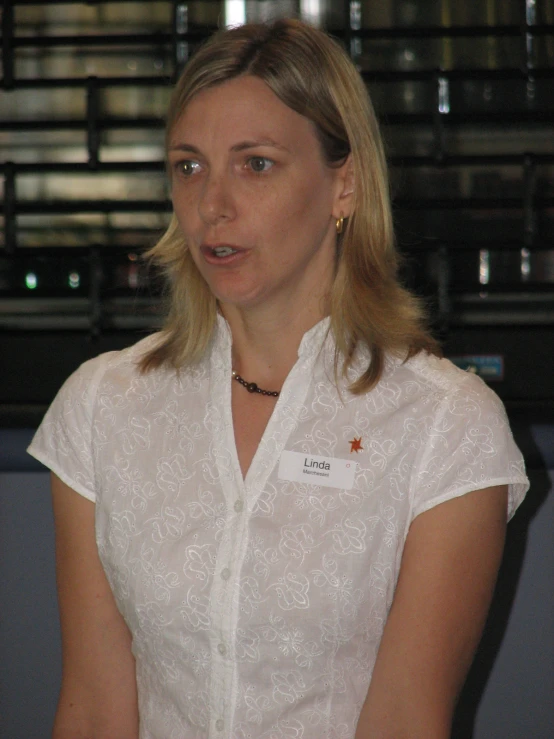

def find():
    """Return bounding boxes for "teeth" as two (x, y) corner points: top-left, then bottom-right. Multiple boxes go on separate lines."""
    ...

(213, 246), (237, 257)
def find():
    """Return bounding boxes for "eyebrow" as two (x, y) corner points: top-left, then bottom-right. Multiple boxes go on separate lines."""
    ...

(168, 143), (201, 154)
(232, 139), (290, 153)
(168, 139), (290, 154)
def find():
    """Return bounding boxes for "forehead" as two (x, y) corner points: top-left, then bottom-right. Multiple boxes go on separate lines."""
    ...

(169, 75), (319, 150)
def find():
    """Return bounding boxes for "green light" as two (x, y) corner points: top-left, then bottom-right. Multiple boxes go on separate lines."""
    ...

(69, 271), (80, 289)
(25, 272), (38, 290)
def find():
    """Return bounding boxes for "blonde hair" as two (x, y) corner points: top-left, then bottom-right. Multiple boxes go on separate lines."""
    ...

(140, 18), (439, 392)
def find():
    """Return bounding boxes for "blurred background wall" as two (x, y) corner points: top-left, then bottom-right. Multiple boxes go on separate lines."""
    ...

(1, 1), (553, 736)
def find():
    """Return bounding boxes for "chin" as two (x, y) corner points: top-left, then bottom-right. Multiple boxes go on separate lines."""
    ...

(216, 292), (266, 312)
(207, 277), (267, 309)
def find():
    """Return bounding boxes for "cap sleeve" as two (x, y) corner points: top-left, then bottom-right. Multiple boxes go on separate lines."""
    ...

(411, 375), (529, 521)
(27, 355), (112, 503)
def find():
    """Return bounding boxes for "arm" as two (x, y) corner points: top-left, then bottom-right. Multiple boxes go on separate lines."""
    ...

(51, 473), (139, 739)
(355, 484), (508, 739)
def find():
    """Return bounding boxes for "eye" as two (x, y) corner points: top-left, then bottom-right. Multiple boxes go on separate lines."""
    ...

(247, 156), (273, 173)
(179, 160), (200, 177)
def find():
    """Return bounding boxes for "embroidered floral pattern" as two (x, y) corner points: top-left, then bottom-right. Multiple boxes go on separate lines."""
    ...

(28, 317), (528, 738)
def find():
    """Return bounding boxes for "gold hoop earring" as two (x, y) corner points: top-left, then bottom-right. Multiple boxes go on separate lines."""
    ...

(335, 215), (344, 235)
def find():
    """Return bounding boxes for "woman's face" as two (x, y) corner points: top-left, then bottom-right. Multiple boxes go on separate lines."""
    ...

(168, 75), (352, 315)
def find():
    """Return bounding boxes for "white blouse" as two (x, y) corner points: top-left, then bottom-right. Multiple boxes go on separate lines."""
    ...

(28, 317), (529, 739)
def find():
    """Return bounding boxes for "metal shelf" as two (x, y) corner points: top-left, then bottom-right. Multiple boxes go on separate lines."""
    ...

(1, 0), (553, 422)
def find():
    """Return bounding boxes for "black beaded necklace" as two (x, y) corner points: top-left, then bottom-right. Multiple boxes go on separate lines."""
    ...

(232, 370), (279, 397)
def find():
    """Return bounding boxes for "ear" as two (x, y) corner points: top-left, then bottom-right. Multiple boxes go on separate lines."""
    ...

(332, 154), (355, 219)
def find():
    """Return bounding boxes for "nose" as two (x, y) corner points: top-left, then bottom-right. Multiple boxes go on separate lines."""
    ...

(198, 171), (236, 225)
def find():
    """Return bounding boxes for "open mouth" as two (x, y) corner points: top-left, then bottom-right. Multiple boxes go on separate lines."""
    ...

(212, 246), (238, 258)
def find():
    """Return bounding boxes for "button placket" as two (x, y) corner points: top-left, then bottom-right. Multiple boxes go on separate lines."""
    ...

(207, 339), (248, 738)
(207, 320), (321, 737)
(206, 317), (329, 735)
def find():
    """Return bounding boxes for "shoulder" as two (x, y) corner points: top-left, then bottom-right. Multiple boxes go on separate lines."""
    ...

(391, 352), (528, 520)
(352, 349), (502, 426)
(69, 333), (165, 389)
(392, 350), (477, 391)
(27, 334), (173, 501)
(387, 350), (514, 458)
(44, 333), (168, 420)
(385, 350), (504, 413)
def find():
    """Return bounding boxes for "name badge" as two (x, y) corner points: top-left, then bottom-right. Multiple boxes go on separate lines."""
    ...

(278, 450), (356, 490)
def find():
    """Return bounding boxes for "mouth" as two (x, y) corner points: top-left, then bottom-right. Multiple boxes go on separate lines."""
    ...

(201, 243), (243, 260)
(211, 245), (238, 258)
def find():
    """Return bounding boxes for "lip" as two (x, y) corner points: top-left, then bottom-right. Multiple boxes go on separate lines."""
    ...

(200, 243), (249, 266)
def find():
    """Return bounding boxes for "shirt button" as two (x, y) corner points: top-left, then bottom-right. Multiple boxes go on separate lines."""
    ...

(217, 642), (227, 656)
(234, 499), (244, 513)
(220, 567), (231, 580)
(216, 718), (224, 731)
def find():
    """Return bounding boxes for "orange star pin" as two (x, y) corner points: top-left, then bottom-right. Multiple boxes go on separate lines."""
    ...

(349, 437), (363, 453)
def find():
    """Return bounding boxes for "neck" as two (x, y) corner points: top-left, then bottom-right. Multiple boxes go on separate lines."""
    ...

(220, 300), (328, 389)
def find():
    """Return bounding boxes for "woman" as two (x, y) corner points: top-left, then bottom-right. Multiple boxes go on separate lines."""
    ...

(29, 18), (528, 739)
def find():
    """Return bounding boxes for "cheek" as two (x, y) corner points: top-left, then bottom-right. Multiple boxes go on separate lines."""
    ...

(171, 187), (189, 212)
(289, 169), (333, 214)
(283, 181), (334, 238)
(262, 179), (314, 223)
(247, 187), (290, 233)
(171, 191), (197, 235)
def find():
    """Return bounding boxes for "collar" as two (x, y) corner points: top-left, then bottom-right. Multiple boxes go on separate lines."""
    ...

(213, 314), (331, 361)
